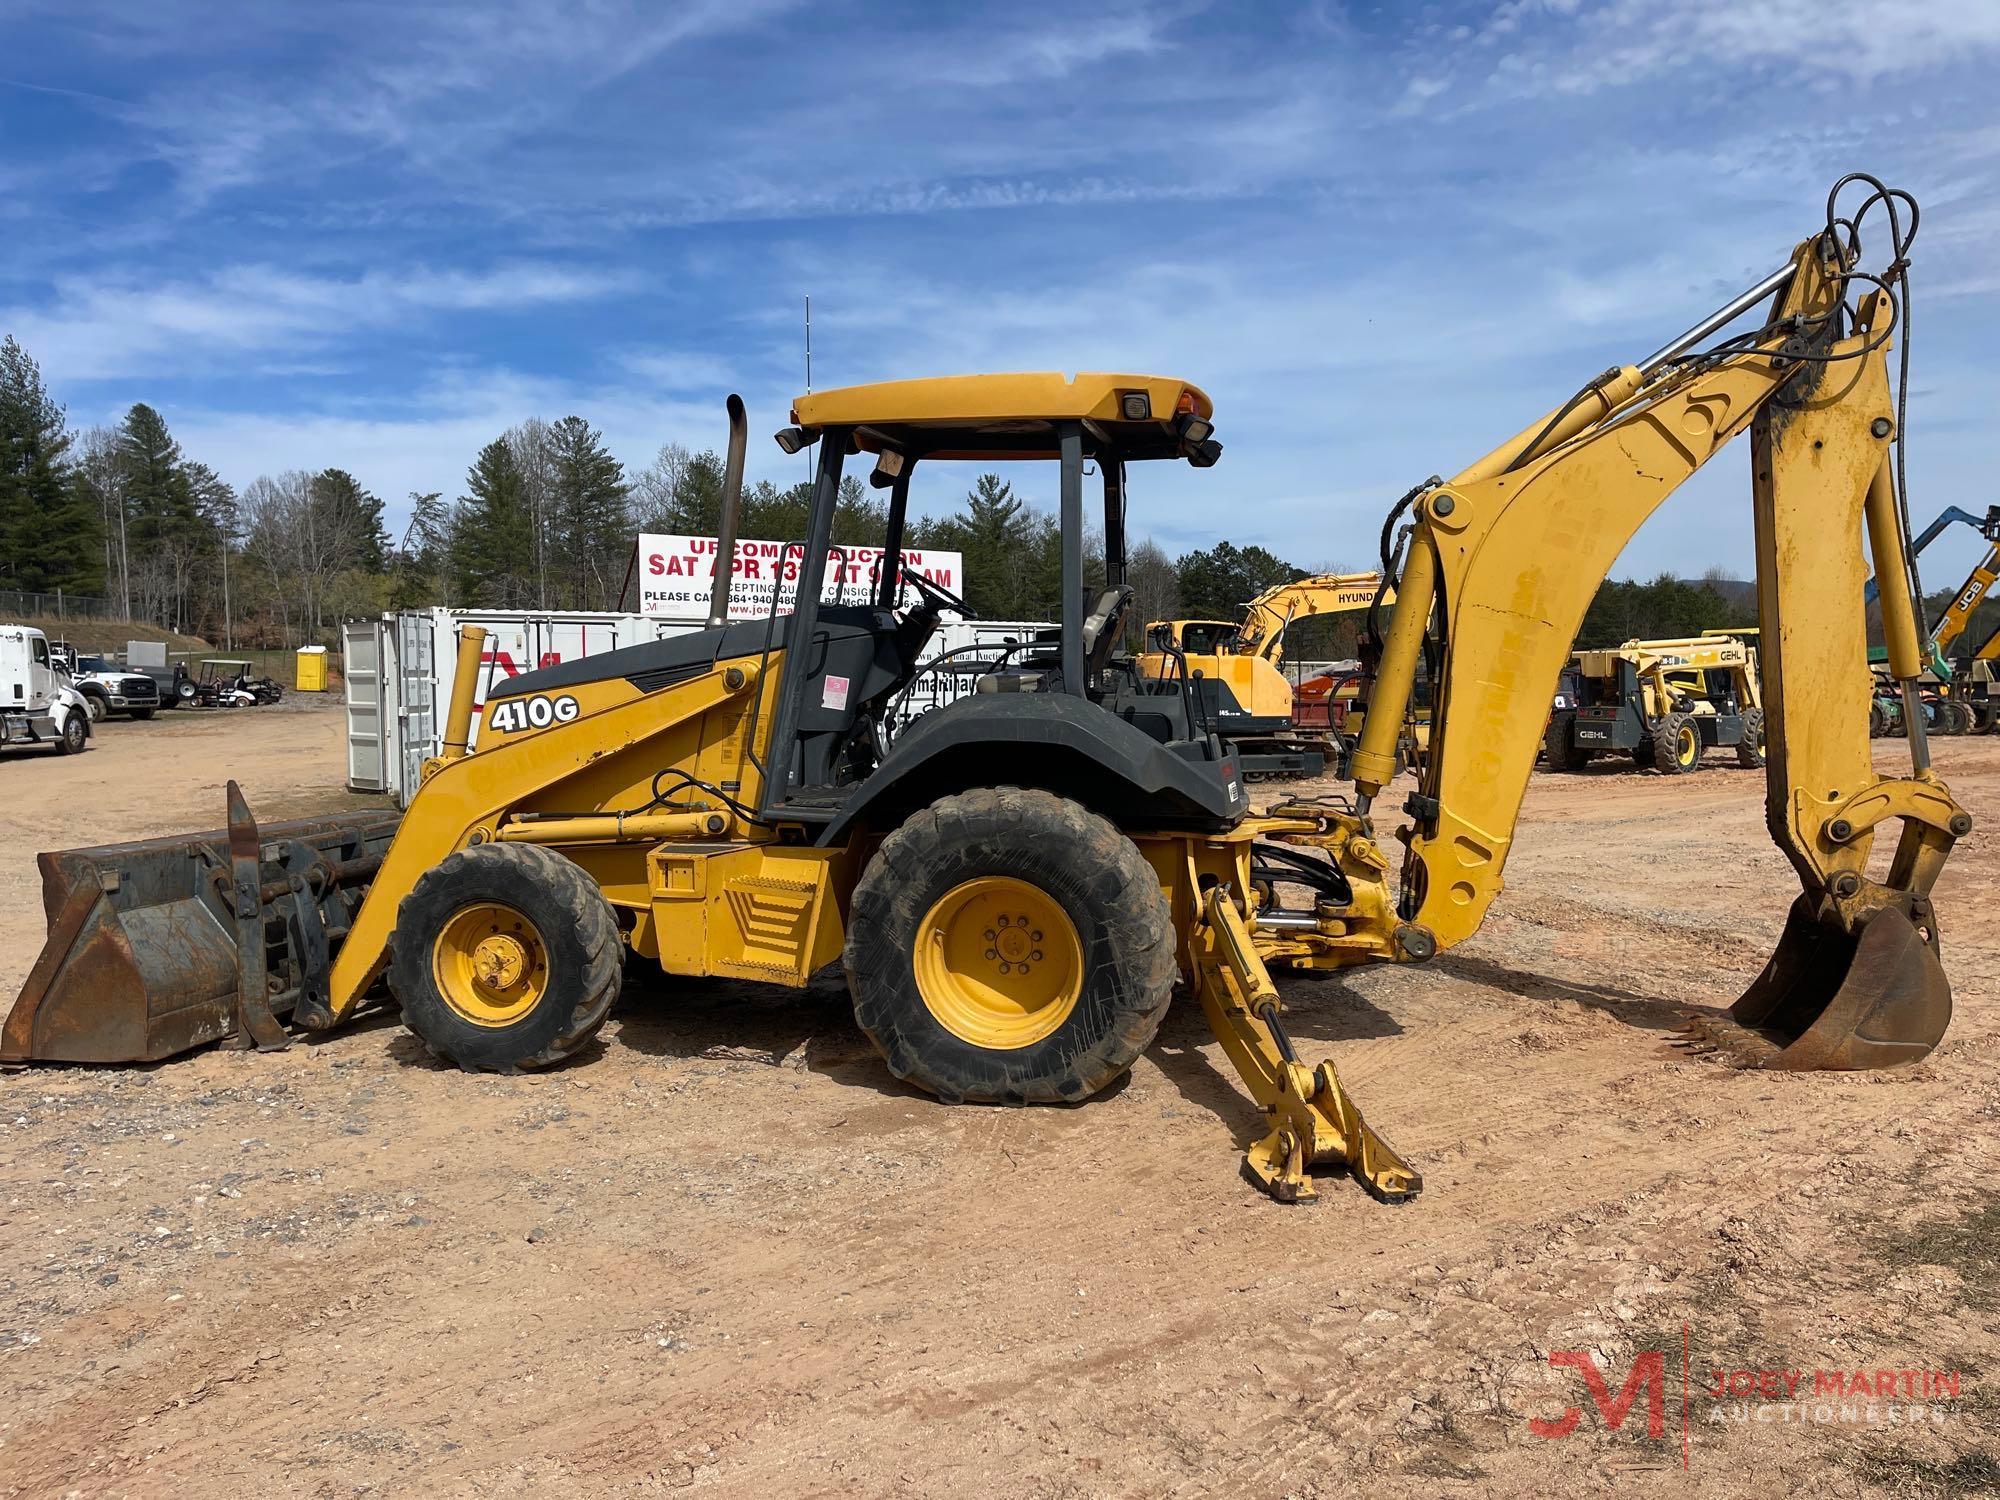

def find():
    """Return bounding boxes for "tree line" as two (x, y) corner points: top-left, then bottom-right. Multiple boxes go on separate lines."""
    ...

(17, 331), (1954, 660)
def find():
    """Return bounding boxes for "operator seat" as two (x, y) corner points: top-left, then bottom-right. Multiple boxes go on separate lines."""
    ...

(974, 585), (1131, 695)
(1082, 585), (1133, 679)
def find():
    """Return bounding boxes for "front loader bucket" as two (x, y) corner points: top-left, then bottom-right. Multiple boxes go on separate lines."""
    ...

(2, 784), (398, 1064)
(1692, 895), (1951, 1070)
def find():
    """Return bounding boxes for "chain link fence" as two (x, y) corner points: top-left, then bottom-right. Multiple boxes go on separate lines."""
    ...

(0, 589), (125, 621)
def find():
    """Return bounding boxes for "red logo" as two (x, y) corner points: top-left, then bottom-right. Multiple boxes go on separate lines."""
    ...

(1530, 1349), (1668, 1441)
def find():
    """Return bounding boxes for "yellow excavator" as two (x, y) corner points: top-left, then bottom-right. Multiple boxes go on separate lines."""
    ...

(3, 175), (1968, 1203)
(1140, 572), (1387, 777)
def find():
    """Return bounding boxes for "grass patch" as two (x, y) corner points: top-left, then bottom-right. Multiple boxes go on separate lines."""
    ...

(1869, 1196), (2000, 1309)
(1848, 1445), (2000, 1498)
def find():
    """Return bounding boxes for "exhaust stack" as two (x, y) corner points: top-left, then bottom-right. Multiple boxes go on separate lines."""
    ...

(707, 394), (748, 629)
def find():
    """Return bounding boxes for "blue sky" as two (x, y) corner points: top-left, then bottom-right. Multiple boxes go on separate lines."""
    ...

(4, 0), (1999, 583)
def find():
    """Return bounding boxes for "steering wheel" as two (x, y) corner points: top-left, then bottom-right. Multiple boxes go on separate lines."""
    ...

(902, 568), (977, 618)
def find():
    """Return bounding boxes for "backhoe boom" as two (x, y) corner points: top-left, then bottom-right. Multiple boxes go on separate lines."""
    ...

(1278, 200), (1966, 1071)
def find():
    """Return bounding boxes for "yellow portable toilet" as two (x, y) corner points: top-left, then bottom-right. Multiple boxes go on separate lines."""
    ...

(295, 644), (329, 692)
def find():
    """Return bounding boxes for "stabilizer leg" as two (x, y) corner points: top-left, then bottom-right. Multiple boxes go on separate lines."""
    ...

(1192, 887), (1421, 1203)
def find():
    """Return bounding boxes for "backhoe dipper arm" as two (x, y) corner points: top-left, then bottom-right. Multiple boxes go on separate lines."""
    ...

(1333, 215), (1965, 1068)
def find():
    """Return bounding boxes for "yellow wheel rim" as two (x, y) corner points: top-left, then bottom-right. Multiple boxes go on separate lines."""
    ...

(913, 876), (1084, 1050)
(1677, 723), (1699, 767)
(432, 902), (549, 1027)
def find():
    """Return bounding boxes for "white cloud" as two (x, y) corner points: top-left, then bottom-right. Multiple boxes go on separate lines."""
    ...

(1436, 0), (2000, 103)
(2, 262), (635, 381)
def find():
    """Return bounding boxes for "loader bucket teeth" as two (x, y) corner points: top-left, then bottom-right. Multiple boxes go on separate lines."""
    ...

(1, 798), (398, 1064)
(1695, 895), (1951, 1070)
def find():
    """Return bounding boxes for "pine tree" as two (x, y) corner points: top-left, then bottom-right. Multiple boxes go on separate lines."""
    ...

(309, 468), (389, 572)
(632, 444), (726, 535)
(117, 403), (190, 546)
(0, 336), (97, 594)
(545, 415), (629, 608)
(453, 437), (536, 607)
(1174, 541), (1304, 620)
(117, 403), (212, 627)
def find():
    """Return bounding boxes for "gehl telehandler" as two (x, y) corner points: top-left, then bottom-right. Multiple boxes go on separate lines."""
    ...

(3, 175), (1968, 1203)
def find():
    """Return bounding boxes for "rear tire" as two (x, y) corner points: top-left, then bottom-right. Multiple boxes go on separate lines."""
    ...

(1542, 716), (1590, 771)
(1735, 707), (1765, 768)
(390, 842), (621, 1072)
(1946, 701), (1975, 735)
(1652, 713), (1701, 774)
(844, 787), (1175, 1104)
(1867, 700), (1890, 738)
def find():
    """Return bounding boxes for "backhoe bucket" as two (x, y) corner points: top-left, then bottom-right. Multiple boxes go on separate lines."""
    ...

(2, 784), (398, 1064)
(1695, 895), (1951, 1070)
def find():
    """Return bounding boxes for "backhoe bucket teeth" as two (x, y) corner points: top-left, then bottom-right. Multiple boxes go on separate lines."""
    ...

(1692, 895), (1951, 1070)
(1, 786), (398, 1064)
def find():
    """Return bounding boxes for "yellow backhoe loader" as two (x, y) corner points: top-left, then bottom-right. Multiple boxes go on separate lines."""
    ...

(1139, 572), (1388, 777)
(3, 175), (1967, 1203)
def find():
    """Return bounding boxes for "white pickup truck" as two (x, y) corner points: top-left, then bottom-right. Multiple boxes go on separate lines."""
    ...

(0, 625), (92, 755)
(61, 651), (163, 721)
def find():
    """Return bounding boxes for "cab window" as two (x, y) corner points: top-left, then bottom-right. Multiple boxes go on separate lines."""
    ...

(31, 638), (48, 666)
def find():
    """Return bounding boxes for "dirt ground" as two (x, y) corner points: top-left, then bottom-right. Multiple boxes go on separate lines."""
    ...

(0, 703), (1993, 1498)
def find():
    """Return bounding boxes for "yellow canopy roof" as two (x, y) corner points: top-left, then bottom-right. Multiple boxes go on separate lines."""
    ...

(789, 372), (1212, 461)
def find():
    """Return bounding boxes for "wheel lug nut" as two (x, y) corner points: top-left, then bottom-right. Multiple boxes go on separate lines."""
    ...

(997, 915), (1010, 927)
(985, 929), (996, 941)
(1031, 931), (1042, 942)
(1031, 950), (1043, 961)
(984, 948), (997, 960)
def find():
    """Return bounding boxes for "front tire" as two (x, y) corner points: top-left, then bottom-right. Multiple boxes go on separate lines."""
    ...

(81, 691), (105, 724)
(1653, 713), (1701, 774)
(130, 706), (156, 721)
(53, 712), (87, 755)
(390, 842), (621, 1071)
(844, 788), (1175, 1104)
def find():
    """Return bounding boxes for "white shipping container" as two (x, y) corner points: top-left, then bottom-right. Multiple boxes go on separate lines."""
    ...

(344, 608), (705, 805)
(345, 607), (1051, 807)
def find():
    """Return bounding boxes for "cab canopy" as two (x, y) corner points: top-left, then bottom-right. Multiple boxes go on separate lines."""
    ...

(790, 373), (1215, 464)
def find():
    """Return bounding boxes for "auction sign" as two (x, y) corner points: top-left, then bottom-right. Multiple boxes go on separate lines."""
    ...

(636, 534), (965, 621)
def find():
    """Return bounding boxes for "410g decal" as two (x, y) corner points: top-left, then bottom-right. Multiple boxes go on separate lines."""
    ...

(487, 694), (581, 733)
